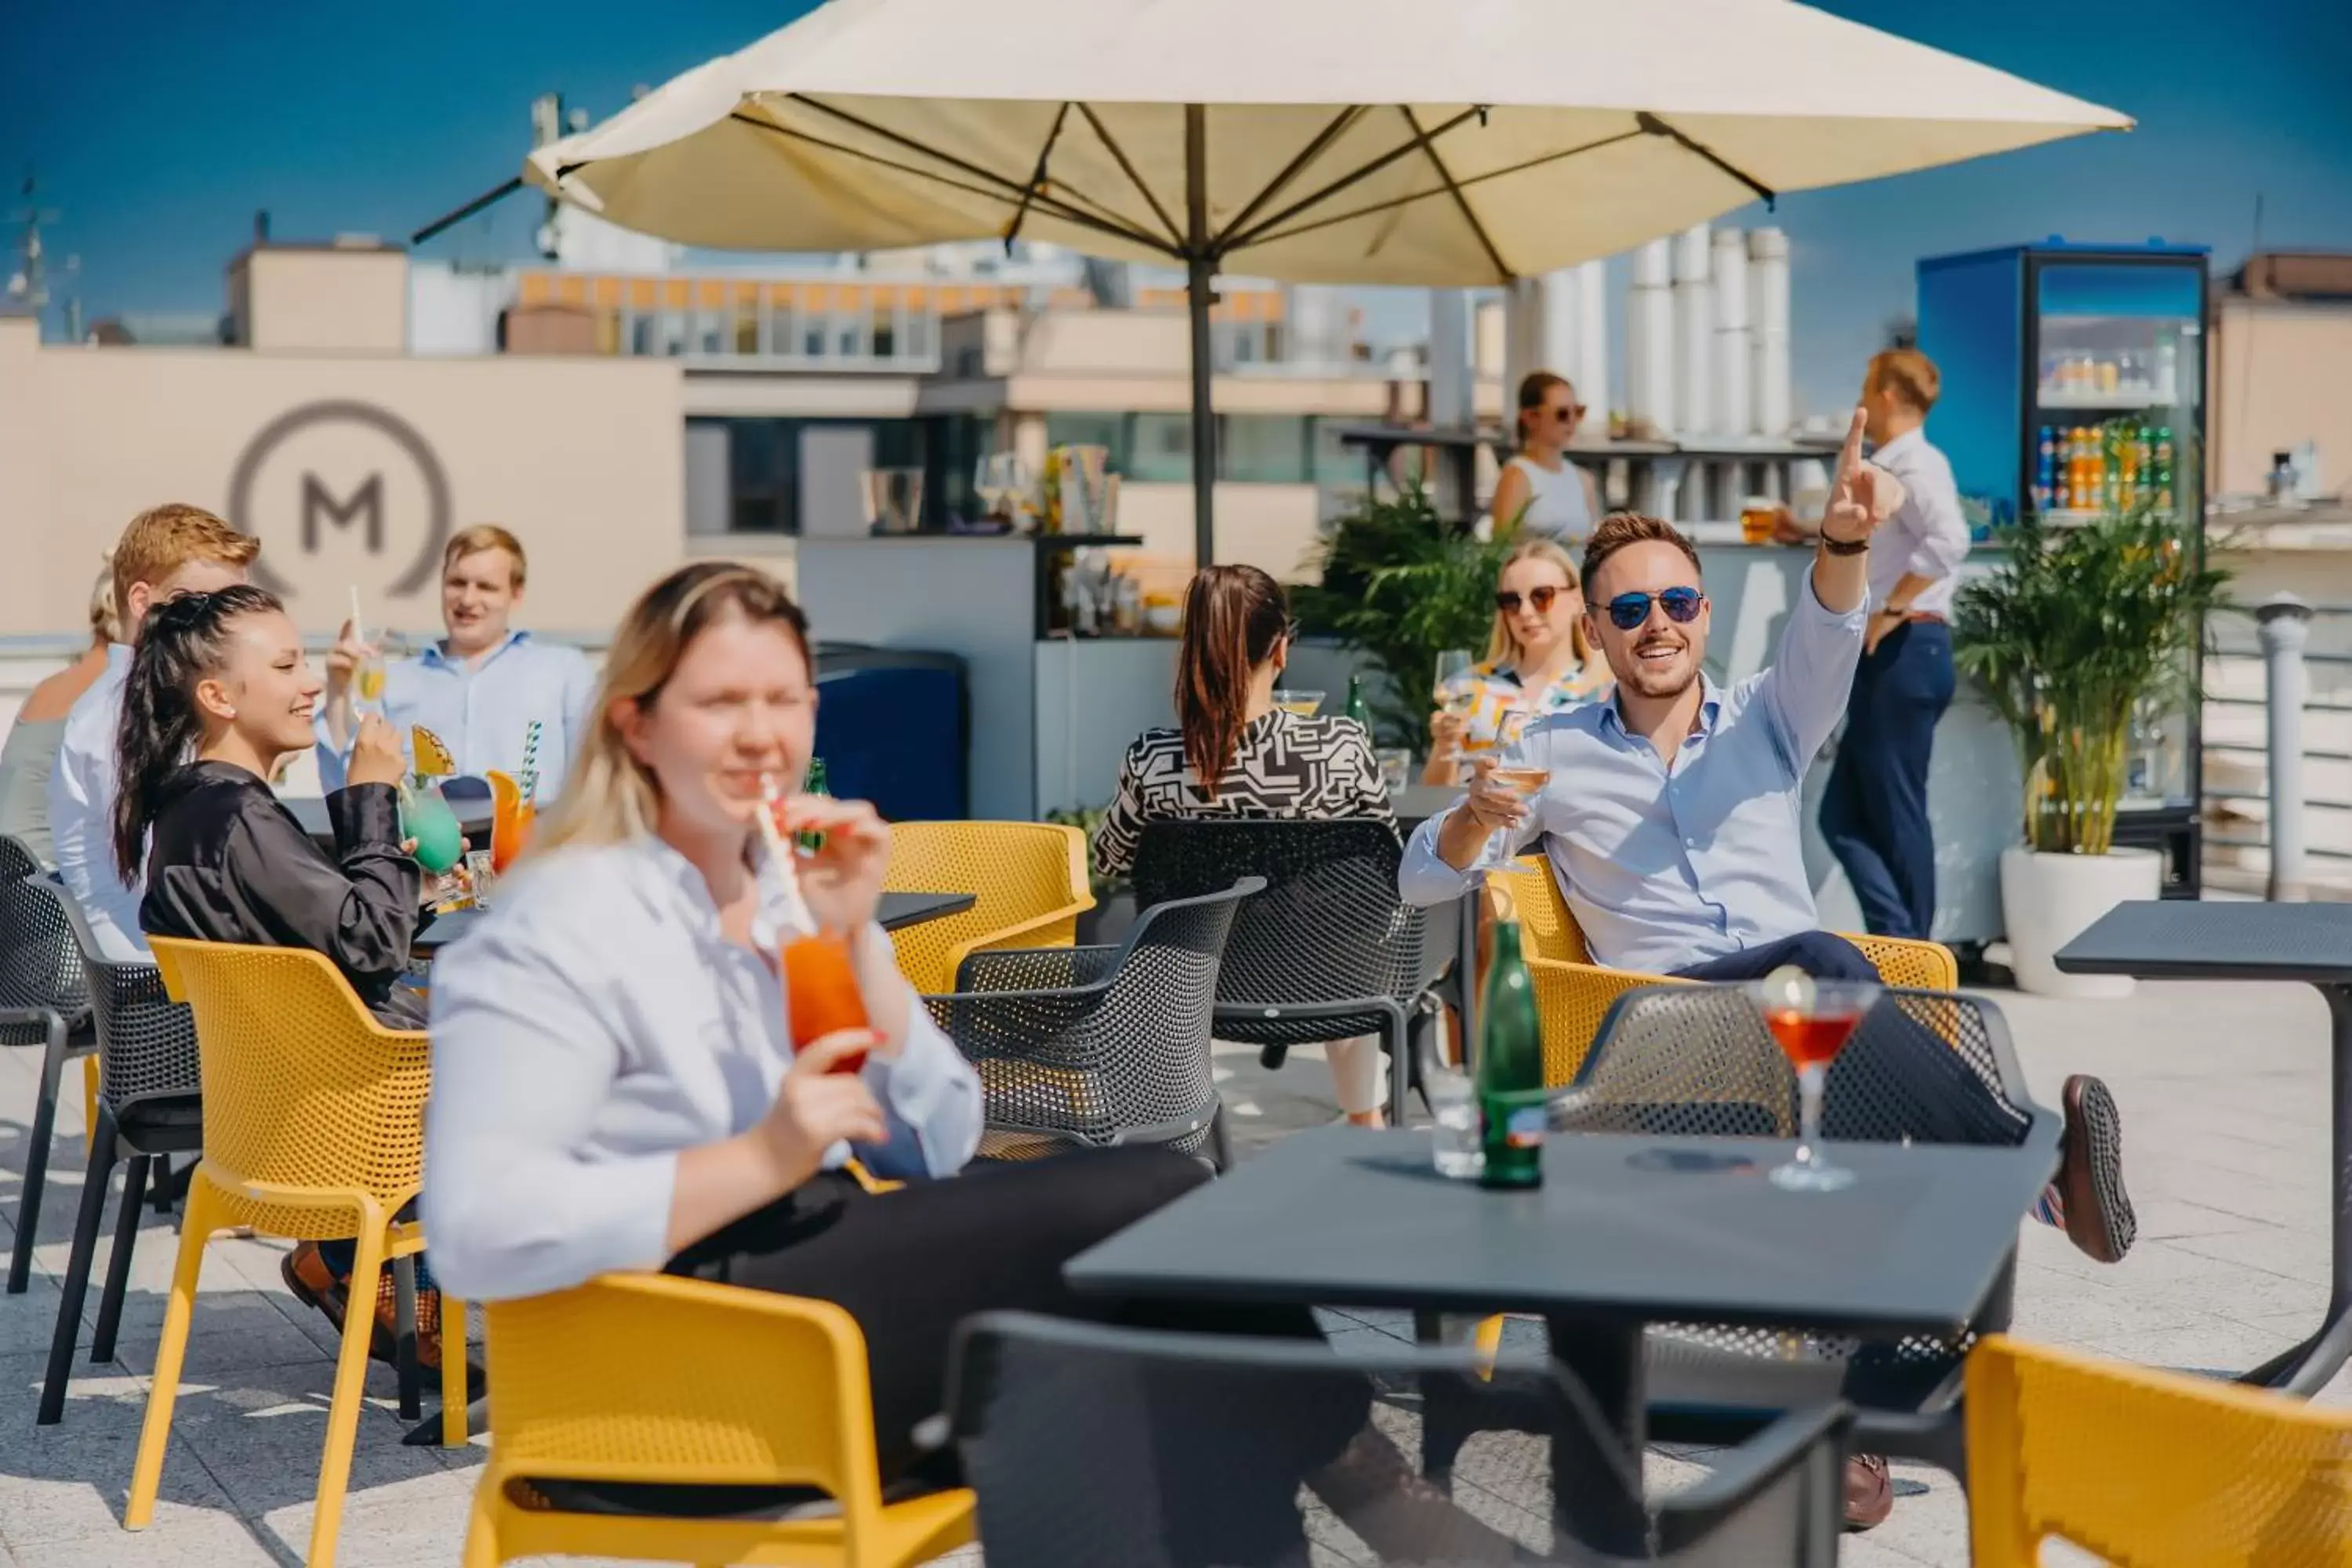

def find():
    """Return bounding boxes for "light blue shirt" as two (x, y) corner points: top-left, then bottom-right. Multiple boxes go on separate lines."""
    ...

(421, 833), (984, 1301)
(1399, 570), (1868, 973)
(314, 630), (597, 798)
(47, 645), (145, 959)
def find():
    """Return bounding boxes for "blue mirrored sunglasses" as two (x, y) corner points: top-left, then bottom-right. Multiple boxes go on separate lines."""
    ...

(1602, 586), (1705, 631)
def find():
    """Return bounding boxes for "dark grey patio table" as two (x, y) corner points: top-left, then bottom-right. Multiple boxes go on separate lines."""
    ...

(282, 793), (492, 847)
(2055, 898), (2352, 1395)
(410, 890), (978, 955)
(1066, 1122), (2050, 1550)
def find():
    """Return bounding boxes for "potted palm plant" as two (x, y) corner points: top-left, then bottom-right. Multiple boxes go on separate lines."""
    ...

(1291, 482), (1515, 751)
(1954, 503), (2228, 996)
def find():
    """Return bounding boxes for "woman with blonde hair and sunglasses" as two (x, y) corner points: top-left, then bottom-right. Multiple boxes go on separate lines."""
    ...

(1423, 537), (1610, 786)
(419, 562), (1509, 1555)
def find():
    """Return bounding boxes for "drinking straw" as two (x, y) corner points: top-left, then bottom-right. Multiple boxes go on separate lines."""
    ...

(518, 720), (543, 804)
(347, 586), (365, 644)
(757, 775), (818, 935)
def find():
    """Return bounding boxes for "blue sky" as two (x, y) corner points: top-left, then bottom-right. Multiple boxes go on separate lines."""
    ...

(5, 0), (2348, 416)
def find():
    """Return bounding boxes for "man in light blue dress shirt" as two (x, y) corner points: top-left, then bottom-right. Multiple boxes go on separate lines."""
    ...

(1399, 415), (2134, 1265)
(316, 525), (596, 797)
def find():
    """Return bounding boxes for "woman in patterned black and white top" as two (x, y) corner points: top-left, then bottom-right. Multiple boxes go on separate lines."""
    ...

(1094, 565), (1397, 1125)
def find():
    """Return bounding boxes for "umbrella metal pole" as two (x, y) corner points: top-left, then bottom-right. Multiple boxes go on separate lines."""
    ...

(1185, 103), (1218, 570)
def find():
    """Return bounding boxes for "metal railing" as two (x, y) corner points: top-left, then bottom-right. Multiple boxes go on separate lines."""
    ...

(2206, 597), (2352, 898)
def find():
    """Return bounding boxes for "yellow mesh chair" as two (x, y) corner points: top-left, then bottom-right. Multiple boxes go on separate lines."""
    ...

(1967, 1334), (2352, 1565)
(463, 1272), (976, 1568)
(129, 940), (468, 1568)
(883, 821), (1093, 996)
(1484, 858), (1959, 1087)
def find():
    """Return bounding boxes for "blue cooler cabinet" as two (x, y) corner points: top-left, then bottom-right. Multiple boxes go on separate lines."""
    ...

(812, 643), (968, 823)
(1916, 240), (2210, 897)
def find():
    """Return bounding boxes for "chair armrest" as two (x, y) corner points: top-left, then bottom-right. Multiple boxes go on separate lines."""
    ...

(1653, 1400), (1855, 1552)
(950, 944), (1123, 995)
(484, 1272), (880, 1491)
(924, 960), (1121, 1066)
(938, 900), (1094, 989)
(1526, 956), (1686, 1087)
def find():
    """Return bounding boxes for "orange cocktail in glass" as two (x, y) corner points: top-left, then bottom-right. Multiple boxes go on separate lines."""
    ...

(1748, 969), (1878, 1192)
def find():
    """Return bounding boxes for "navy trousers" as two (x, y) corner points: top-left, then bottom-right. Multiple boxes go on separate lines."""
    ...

(1820, 619), (1955, 941)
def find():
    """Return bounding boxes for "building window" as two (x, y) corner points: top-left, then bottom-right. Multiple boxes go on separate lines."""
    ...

(804, 321), (826, 358)
(1221, 415), (1311, 484)
(1126, 413), (1196, 483)
(700, 417), (935, 535)
(728, 419), (790, 533)
(734, 302), (760, 356)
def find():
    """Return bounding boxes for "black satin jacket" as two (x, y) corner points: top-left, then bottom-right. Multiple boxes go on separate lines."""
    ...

(137, 761), (425, 1022)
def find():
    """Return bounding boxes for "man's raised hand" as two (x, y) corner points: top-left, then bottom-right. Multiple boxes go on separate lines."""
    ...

(1820, 406), (1906, 544)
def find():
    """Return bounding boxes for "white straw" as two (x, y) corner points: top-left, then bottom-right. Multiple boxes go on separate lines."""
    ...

(347, 586), (365, 644)
(758, 775), (818, 935)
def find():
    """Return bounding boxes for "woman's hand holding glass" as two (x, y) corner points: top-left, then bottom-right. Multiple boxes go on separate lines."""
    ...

(347, 712), (408, 791)
(756, 1029), (888, 1192)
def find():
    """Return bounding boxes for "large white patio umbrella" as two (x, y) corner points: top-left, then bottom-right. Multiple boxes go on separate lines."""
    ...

(434, 0), (2129, 564)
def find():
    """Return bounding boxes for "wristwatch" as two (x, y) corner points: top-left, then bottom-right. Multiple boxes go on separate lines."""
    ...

(1820, 534), (1871, 557)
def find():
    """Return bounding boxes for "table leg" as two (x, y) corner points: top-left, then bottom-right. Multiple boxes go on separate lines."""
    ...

(1543, 1312), (1647, 1555)
(2242, 983), (2352, 1396)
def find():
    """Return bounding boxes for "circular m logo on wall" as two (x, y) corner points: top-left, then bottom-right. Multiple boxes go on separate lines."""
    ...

(227, 400), (452, 600)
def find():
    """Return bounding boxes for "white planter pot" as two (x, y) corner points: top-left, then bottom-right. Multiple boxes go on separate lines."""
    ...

(1999, 845), (2163, 999)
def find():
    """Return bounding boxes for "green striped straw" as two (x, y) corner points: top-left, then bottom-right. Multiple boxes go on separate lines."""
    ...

(519, 720), (542, 804)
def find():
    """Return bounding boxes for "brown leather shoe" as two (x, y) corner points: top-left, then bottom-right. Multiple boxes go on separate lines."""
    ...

(2057, 1075), (2136, 1263)
(1844, 1453), (1893, 1530)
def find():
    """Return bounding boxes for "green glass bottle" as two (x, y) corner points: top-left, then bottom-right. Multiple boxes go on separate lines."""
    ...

(1476, 918), (1547, 1189)
(799, 757), (829, 855)
(1345, 672), (1373, 735)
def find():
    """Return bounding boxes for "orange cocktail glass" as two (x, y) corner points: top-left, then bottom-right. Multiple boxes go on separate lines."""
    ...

(486, 770), (535, 874)
(1747, 971), (1878, 1193)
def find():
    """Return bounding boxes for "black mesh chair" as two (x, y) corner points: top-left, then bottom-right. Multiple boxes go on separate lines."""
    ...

(926, 878), (1261, 1168)
(1433, 983), (2058, 1481)
(0, 835), (93, 1295)
(1131, 820), (1430, 1127)
(37, 886), (201, 1425)
(949, 1312), (1853, 1567)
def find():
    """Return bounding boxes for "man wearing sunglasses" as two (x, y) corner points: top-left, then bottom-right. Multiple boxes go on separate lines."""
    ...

(1400, 411), (2136, 1258)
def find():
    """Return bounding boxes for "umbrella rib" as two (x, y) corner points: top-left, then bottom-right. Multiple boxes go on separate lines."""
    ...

(1243, 126), (1645, 251)
(1636, 111), (1778, 208)
(1218, 104), (1486, 254)
(729, 108), (1178, 257)
(777, 94), (1178, 255)
(1002, 102), (1075, 250)
(411, 176), (525, 246)
(1211, 104), (1367, 254)
(1073, 103), (1186, 251)
(1398, 106), (1514, 282)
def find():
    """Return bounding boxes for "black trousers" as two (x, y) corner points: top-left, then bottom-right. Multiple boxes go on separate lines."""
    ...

(666, 1145), (1354, 1486)
(1820, 619), (1955, 941)
(1673, 931), (2030, 1147)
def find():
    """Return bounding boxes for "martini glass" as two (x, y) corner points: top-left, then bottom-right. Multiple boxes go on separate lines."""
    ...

(1747, 970), (1878, 1192)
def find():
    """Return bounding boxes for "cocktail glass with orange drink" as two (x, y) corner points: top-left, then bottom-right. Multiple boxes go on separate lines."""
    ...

(486, 770), (535, 875)
(1484, 710), (1550, 804)
(1747, 967), (1878, 1192)
(758, 776), (869, 1075)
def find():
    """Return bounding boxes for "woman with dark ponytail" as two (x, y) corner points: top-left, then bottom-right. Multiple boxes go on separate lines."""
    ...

(120, 586), (457, 1369)
(1093, 564), (1398, 1124)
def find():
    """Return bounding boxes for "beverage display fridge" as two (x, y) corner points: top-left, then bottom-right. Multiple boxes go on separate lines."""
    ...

(1916, 240), (2210, 897)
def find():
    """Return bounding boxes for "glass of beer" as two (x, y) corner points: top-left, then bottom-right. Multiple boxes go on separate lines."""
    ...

(1740, 497), (1780, 546)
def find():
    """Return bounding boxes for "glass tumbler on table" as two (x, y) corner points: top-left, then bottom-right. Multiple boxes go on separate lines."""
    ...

(1747, 968), (1878, 1192)
(1417, 1036), (1484, 1180)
